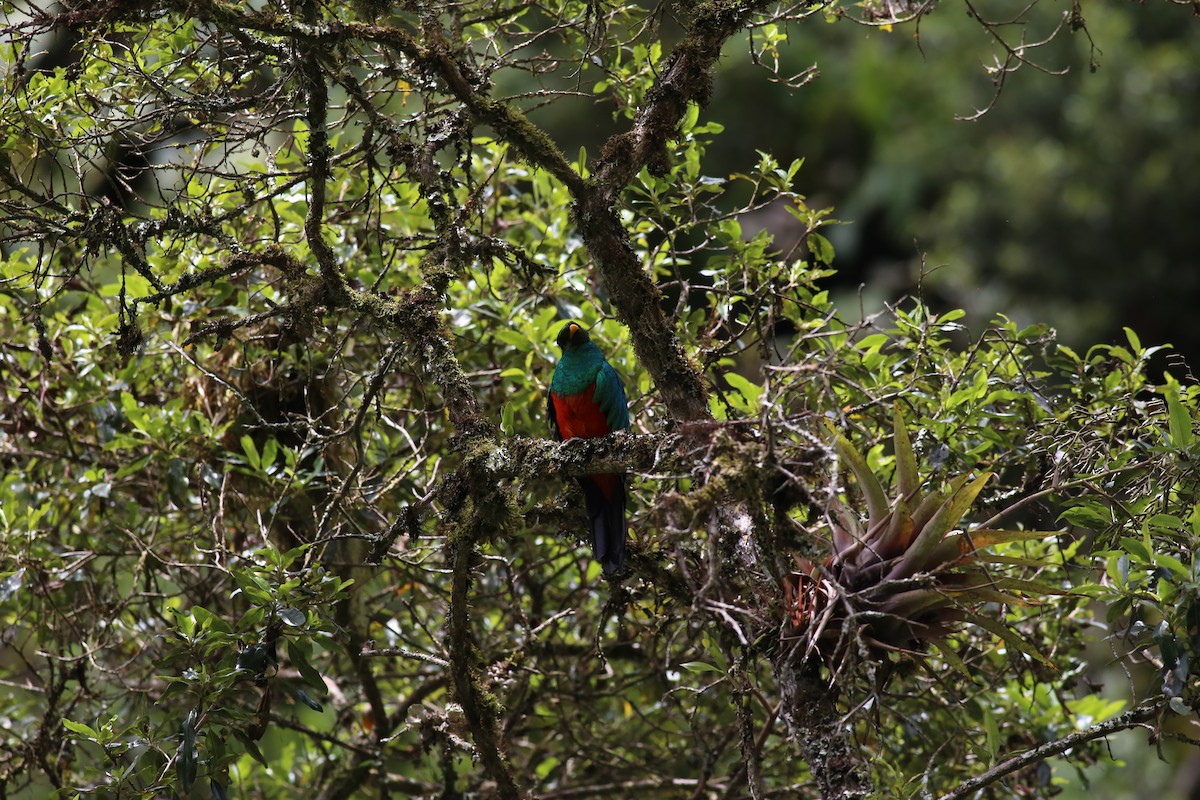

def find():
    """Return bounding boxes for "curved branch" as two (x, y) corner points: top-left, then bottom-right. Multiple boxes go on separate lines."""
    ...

(447, 517), (524, 800)
(939, 701), (1161, 800)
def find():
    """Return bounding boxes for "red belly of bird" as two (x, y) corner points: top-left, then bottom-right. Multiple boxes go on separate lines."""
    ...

(551, 392), (612, 440)
(551, 391), (621, 501)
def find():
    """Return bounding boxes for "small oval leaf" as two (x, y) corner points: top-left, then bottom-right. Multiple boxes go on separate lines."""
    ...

(279, 607), (306, 627)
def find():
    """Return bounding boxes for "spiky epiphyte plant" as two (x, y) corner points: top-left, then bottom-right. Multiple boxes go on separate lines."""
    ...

(785, 405), (1056, 665)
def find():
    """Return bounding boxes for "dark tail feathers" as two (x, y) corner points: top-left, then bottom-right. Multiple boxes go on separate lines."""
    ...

(579, 475), (627, 576)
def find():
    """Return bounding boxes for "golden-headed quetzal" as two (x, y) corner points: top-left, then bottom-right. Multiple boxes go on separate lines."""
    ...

(547, 321), (630, 575)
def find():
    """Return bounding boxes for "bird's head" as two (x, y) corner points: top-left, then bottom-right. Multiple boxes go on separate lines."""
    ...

(556, 321), (592, 351)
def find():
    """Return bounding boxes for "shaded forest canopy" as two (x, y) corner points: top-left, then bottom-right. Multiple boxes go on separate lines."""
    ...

(1, 2), (1200, 799)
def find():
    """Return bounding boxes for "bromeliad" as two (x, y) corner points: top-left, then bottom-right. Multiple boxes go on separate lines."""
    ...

(785, 404), (1060, 666)
(548, 322), (630, 575)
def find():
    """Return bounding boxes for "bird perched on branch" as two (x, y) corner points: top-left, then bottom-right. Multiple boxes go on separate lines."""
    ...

(547, 321), (630, 576)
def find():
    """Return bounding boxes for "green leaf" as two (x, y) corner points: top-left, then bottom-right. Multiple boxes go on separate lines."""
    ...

(1147, 514), (1185, 530)
(808, 232), (835, 264)
(1165, 384), (1194, 449)
(120, 391), (148, 434)
(909, 488), (948, 534)
(240, 435), (261, 470)
(977, 553), (1056, 568)
(1056, 344), (1081, 363)
(1016, 323), (1049, 340)
(835, 434), (889, 529)
(1105, 553), (1129, 587)
(879, 588), (949, 618)
(930, 640), (974, 681)
(177, 709), (199, 792)
(1124, 326), (1142, 354)
(279, 607), (306, 627)
(987, 576), (1067, 597)
(887, 473), (991, 580)
(856, 333), (890, 352)
(679, 661), (724, 674)
(260, 437), (278, 470)
(190, 605), (232, 634)
(982, 705), (1000, 761)
(723, 371), (762, 413)
(288, 640), (328, 696)
(892, 403), (920, 504)
(874, 498), (913, 560)
(114, 454), (153, 480)
(1058, 505), (1111, 530)
(278, 544), (312, 570)
(1120, 536), (1151, 564)
(963, 529), (1059, 550)
(681, 101), (700, 132)
(62, 718), (100, 739)
(1066, 695), (1127, 724)
(233, 731), (269, 767)
(1154, 552), (1190, 580)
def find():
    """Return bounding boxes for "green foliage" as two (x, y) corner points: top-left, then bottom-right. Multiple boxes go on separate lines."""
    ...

(0, 2), (1197, 799)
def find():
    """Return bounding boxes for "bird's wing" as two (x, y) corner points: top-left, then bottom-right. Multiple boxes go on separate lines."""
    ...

(593, 362), (630, 432)
(546, 389), (563, 441)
